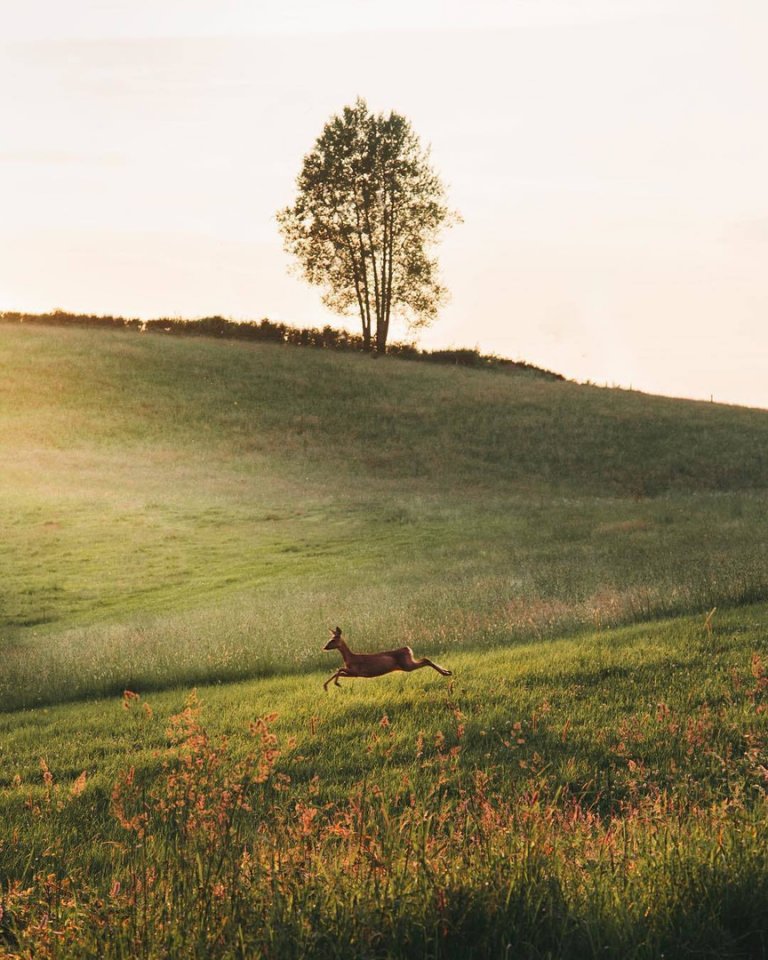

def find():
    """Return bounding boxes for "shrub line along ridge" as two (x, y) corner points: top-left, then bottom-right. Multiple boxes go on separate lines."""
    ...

(0, 310), (564, 380)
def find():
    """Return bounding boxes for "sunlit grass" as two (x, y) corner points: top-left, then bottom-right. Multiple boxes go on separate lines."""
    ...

(2, 322), (768, 956)
(1, 608), (767, 957)
(2, 325), (768, 709)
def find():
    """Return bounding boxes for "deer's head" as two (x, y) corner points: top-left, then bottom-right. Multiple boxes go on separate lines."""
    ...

(324, 626), (343, 651)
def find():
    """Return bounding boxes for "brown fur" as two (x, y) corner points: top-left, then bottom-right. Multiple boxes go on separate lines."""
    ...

(323, 626), (452, 690)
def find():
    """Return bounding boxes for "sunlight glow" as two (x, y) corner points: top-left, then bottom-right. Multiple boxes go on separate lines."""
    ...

(1, 0), (767, 407)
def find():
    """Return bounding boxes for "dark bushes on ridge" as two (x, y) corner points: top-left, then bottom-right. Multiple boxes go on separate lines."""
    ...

(0, 310), (564, 380)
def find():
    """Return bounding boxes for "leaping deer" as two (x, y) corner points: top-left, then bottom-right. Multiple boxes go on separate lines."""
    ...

(323, 626), (452, 691)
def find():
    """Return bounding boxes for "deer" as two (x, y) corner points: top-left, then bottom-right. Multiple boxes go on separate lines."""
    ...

(323, 626), (452, 691)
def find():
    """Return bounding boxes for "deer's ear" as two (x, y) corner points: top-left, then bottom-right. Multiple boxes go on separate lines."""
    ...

(334, 626), (342, 635)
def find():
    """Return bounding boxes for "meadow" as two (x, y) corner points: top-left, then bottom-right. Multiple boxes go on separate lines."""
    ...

(1, 321), (767, 957)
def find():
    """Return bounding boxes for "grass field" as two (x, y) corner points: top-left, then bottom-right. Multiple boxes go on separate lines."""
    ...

(1, 322), (768, 957)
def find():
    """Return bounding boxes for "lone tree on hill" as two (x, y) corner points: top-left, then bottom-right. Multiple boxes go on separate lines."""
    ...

(278, 98), (459, 354)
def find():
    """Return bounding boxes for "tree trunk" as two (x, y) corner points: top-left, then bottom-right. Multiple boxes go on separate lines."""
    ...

(375, 192), (395, 355)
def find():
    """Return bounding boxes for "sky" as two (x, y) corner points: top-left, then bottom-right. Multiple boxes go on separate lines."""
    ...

(1, 0), (767, 408)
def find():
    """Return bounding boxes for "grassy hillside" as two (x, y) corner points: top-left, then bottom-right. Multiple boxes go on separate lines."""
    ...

(1, 322), (768, 957)
(2, 322), (768, 710)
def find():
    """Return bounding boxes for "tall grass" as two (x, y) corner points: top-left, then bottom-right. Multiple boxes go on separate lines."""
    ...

(3, 524), (768, 712)
(2, 635), (767, 960)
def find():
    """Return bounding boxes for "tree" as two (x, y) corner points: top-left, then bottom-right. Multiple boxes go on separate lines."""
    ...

(278, 98), (459, 354)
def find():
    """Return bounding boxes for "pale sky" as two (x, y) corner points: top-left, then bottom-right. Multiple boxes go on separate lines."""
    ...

(2, 1), (767, 408)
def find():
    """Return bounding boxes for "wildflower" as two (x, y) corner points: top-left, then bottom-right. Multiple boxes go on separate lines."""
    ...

(70, 771), (87, 797)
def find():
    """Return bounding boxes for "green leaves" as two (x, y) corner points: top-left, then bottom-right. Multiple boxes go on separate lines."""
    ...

(278, 98), (459, 352)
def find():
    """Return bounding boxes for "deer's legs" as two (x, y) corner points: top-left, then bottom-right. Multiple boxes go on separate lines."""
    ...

(413, 658), (452, 677)
(324, 668), (352, 691)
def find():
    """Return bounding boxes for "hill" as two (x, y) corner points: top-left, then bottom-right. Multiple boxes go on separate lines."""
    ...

(2, 321), (768, 957)
(1, 321), (767, 710)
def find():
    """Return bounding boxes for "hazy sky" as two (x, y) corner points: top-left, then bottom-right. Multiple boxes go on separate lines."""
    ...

(2, 1), (767, 407)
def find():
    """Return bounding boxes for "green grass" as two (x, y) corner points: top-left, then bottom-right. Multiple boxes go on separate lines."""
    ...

(1, 603), (765, 799)
(1, 323), (767, 710)
(1, 321), (768, 957)
(1, 607), (767, 957)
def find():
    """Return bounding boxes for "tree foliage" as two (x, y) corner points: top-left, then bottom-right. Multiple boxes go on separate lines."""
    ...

(278, 98), (459, 353)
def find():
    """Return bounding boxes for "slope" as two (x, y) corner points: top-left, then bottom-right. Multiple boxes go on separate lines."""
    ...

(1, 322), (767, 710)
